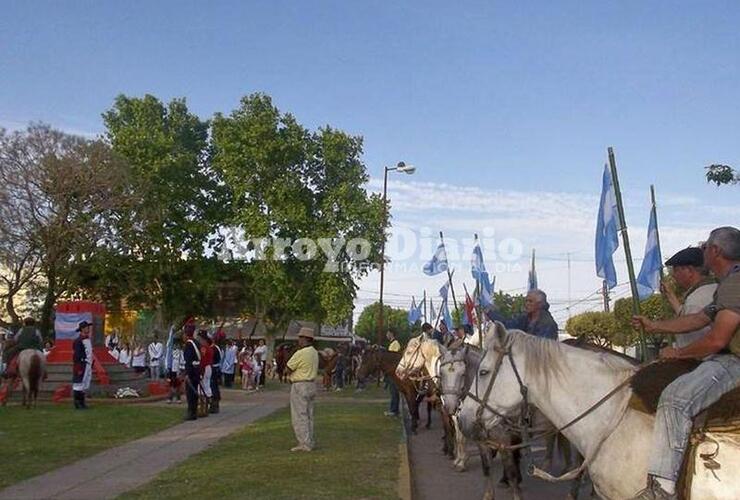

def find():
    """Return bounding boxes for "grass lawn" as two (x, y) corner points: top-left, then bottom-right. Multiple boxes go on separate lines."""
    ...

(321, 382), (390, 400)
(124, 402), (402, 500)
(0, 404), (183, 489)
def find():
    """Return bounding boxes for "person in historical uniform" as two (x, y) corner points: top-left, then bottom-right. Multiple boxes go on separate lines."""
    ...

(285, 327), (319, 452)
(72, 320), (94, 410)
(182, 324), (201, 421)
(209, 331), (223, 414)
(197, 330), (214, 412)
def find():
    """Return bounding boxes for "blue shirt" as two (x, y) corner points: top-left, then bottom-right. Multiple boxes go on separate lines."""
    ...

(485, 309), (559, 340)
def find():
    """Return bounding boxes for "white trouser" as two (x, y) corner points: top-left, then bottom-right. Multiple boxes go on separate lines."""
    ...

(201, 365), (212, 397)
(73, 363), (92, 392)
(149, 363), (160, 379)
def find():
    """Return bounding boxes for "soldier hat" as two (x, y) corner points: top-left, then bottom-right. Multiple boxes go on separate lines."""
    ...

(76, 320), (93, 332)
(665, 247), (703, 268)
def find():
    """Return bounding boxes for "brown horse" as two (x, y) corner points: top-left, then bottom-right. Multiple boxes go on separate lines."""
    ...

(274, 343), (295, 383)
(356, 346), (432, 433)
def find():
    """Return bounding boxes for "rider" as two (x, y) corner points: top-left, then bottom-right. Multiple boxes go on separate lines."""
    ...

(485, 289), (559, 340)
(631, 226), (740, 499)
(2, 317), (43, 379)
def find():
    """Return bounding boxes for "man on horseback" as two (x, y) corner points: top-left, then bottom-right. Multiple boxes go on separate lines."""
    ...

(485, 289), (559, 340)
(632, 226), (740, 499)
(2, 317), (43, 379)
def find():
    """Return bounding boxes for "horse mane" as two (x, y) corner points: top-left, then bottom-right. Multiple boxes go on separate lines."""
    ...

(506, 330), (636, 388)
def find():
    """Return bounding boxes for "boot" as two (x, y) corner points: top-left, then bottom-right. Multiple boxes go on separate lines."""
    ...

(73, 391), (82, 409)
(209, 398), (219, 414)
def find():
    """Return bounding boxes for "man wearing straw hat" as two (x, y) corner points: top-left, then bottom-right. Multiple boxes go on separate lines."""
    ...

(285, 326), (319, 452)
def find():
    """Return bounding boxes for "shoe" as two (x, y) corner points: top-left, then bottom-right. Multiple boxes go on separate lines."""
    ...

(630, 477), (677, 500)
(290, 445), (312, 452)
(384, 411), (399, 417)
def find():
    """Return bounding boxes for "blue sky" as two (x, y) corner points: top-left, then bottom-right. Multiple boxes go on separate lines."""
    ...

(2, 1), (738, 324)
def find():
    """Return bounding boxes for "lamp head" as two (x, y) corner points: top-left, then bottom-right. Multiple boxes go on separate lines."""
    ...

(395, 161), (416, 174)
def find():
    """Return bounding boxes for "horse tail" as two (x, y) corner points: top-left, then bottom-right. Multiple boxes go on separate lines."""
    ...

(28, 353), (42, 400)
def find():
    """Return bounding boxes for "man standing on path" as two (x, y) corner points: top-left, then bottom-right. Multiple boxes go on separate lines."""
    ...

(72, 321), (93, 410)
(285, 327), (319, 452)
(148, 335), (163, 380)
(254, 339), (268, 387)
(182, 326), (201, 421)
(221, 339), (237, 388)
(384, 328), (402, 417)
(210, 331), (223, 414)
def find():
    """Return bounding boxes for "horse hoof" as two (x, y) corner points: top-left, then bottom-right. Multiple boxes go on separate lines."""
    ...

(497, 479), (510, 489)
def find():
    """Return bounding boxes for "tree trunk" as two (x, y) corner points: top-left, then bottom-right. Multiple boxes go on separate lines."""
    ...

(5, 293), (20, 326)
(40, 270), (57, 338)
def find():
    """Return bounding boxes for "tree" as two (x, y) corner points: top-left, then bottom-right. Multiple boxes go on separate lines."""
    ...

(0, 125), (132, 334)
(354, 302), (413, 346)
(565, 311), (618, 347)
(491, 291), (526, 320)
(613, 294), (674, 348)
(211, 93), (385, 335)
(705, 164), (738, 186)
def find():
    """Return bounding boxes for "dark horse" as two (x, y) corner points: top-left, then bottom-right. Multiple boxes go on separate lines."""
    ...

(357, 346), (432, 433)
(273, 343), (295, 383)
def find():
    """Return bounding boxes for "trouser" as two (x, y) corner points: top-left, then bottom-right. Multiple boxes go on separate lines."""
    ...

(648, 354), (740, 481)
(290, 381), (317, 449)
(149, 363), (160, 379)
(259, 361), (266, 385)
(168, 371), (181, 400)
(334, 367), (345, 388)
(72, 364), (92, 392)
(185, 371), (200, 418)
(223, 372), (235, 387)
(387, 378), (399, 414)
(201, 365), (213, 397)
(211, 367), (221, 401)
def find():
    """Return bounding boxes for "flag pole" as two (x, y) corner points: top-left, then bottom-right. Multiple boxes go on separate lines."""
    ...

(440, 231), (460, 319)
(607, 147), (645, 358)
(422, 290), (427, 323)
(650, 185), (664, 279)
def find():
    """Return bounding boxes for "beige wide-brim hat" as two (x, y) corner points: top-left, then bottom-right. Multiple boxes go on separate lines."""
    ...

(298, 327), (315, 339)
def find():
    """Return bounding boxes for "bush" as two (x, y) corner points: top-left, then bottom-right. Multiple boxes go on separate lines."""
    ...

(565, 311), (617, 347)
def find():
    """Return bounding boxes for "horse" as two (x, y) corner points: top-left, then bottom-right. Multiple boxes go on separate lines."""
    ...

(356, 346), (432, 433)
(319, 348), (338, 390)
(4, 349), (46, 408)
(273, 343), (295, 383)
(457, 322), (740, 500)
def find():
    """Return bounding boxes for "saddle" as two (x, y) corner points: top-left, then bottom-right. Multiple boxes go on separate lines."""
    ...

(629, 360), (740, 499)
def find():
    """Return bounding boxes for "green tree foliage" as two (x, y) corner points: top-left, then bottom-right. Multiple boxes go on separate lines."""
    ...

(613, 294), (674, 348)
(354, 302), (412, 346)
(492, 291), (525, 320)
(705, 164), (739, 186)
(211, 94), (384, 330)
(565, 311), (617, 347)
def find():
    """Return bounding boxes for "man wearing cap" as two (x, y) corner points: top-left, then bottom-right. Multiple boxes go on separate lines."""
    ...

(661, 247), (717, 349)
(182, 325), (201, 421)
(72, 321), (94, 410)
(631, 227), (740, 499)
(285, 326), (319, 452)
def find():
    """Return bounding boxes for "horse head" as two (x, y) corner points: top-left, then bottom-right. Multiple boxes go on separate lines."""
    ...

(356, 345), (381, 382)
(437, 343), (468, 414)
(457, 321), (524, 441)
(395, 335), (441, 381)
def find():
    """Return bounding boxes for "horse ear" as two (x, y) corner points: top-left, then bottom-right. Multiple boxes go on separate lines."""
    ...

(493, 321), (508, 348)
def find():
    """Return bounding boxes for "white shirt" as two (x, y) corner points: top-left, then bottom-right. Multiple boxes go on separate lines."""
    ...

(132, 349), (146, 367)
(221, 345), (238, 374)
(254, 344), (268, 359)
(119, 349), (132, 366)
(148, 342), (164, 366)
(675, 282), (718, 349)
(167, 348), (184, 372)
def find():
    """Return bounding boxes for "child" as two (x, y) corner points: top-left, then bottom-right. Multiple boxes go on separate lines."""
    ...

(241, 350), (253, 390)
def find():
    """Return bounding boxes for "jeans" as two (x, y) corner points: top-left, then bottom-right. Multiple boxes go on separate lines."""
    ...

(387, 378), (400, 414)
(649, 354), (740, 481)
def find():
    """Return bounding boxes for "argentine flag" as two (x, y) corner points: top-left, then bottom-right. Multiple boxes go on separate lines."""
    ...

(423, 242), (449, 276)
(407, 297), (422, 325)
(471, 243), (493, 307)
(636, 205), (662, 299)
(595, 165), (620, 289)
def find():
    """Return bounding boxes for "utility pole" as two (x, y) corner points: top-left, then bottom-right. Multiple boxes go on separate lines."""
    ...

(602, 280), (610, 313)
(567, 252), (572, 318)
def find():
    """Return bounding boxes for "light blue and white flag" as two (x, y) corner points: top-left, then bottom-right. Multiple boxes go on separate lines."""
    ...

(471, 242), (493, 307)
(595, 164), (620, 289)
(636, 205), (662, 299)
(424, 241), (449, 276)
(441, 299), (453, 329)
(407, 297), (422, 325)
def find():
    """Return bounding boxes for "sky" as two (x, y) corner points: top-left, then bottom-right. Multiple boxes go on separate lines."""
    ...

(2, 1), (738, 326)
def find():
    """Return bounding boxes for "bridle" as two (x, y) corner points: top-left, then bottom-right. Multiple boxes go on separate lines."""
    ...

(397, 338), (438, 385)
(438, 344), (471, 402)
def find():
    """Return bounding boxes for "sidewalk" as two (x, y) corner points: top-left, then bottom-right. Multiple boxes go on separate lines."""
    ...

(0, 389), (289, 500)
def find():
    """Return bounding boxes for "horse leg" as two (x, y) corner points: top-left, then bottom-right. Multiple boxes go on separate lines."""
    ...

(482, 447), (496, 500)
(426, 400), (432, 429)
(500, 449), (523, 500)
(558, 432), (573, 471)
(543, 432), (556, 472)
(453, 417), (469, 472)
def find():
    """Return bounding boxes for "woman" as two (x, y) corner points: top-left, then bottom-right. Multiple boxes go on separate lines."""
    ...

(132, 343), (147, 374)
(118, 342), (132, 367)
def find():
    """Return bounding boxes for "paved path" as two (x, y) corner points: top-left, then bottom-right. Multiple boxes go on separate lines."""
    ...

(408, 413), (597, 500)
(0, 388), (289, 500)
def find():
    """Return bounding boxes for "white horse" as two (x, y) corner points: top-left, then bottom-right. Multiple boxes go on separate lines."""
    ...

(457, 322), (740, 500)
(16, 349), (46, 408)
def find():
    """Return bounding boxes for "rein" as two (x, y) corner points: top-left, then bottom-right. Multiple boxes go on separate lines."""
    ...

(465, 339), (657, 481)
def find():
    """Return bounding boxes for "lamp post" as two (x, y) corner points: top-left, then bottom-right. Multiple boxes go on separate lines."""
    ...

(377, 161), (416, 345)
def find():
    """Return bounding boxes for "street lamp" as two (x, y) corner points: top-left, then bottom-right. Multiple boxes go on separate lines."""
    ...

(377, 161), (416, 345)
